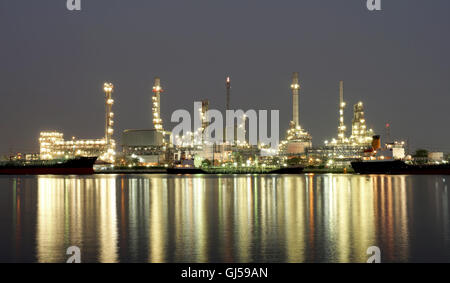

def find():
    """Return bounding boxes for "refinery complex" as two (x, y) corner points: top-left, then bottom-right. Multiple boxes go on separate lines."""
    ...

(10, 73), (448, 171)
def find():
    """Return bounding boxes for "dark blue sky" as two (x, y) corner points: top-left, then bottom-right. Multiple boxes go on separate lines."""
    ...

(1, 0), (449, 154)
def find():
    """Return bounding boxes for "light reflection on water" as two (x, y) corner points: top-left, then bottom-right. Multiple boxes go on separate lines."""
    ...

(1, 174), (449, 263)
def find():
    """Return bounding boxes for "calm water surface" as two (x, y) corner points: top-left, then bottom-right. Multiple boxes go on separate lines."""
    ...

(0, 174), (449, 263)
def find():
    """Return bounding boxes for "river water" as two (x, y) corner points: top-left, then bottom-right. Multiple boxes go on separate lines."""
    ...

(0, 174), (449, 263)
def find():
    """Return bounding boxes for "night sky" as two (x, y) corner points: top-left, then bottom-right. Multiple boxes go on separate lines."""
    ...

(1, 0), (449, 155)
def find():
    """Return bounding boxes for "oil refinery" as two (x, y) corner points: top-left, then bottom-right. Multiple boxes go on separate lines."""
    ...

(6, 72), (447, 173)
(38, 82), (117, 163)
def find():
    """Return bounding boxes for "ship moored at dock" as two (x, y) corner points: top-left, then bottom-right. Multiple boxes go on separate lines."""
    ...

(351, 136), (450, 175)
(0, 156), (98, 175)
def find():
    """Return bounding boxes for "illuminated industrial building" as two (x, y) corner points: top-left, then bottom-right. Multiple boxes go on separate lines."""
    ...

(312, 81), (376, 167)
(39, 131), (107, 160)
(172, 77), (261, 166)
(39, 82), (116, 162)
(326, 82), (374, 147)
(223, 76), (260, 163)
(279, 72), (312, 156)
(169, 76), (256, 166)
(119, 77), (174, 166)
(121, 129), (168, 165)
(26, 71), (422, 171)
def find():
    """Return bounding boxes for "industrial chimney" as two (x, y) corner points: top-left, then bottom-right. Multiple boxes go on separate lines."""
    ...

(290, 72), (300, 127)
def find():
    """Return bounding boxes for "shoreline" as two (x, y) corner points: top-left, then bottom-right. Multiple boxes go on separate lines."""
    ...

(94, 167), (355, 175)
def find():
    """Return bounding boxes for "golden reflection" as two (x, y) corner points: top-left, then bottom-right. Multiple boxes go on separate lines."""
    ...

(234, 176), (253, 262)
(37, 177), (66, 263)
(193, 177), (208, 262)
(36, 175), (118, 263)
(28, 174), (426, 263)
(97, 177), (118, 263)
(372, 175), (410, 262)
(218, 177), (234, 262)
(13, 178), (22, 260)
(136, 174), (412, 262)
(148, 177), (168, 262)
(307, 175), (315, 259)
(282, 175), (306, 262)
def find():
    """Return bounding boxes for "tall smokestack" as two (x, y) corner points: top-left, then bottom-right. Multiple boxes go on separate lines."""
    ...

(290, 72), (300, 127)
(338, 80), (346, 143)
(226, 76), (231, 111)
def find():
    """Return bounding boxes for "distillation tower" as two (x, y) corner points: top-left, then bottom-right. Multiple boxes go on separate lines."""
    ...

(280, 72), (312, 155)
(102, 82), (116, 162)
(318, 82), (376, 166)
(152, 77), (164, 132)
(327, 82), (374, 147)
(349, 101), (374, 145)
